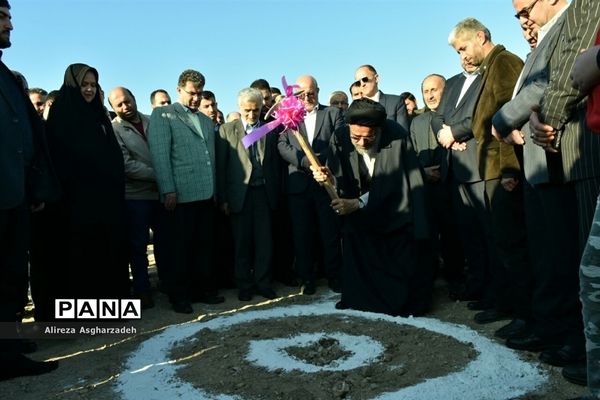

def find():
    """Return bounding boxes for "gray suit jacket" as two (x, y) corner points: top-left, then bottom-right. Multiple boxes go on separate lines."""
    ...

(539, 0), (600, 182)
(432, 73), (483, 183)
(148, 102), (216, 203)
(379, 91), (410, 132)
(216, 119), (280, 213)
(492, 12), (566, 185)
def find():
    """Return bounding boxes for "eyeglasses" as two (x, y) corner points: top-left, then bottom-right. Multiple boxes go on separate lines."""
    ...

(514, 0), (539, 19)
(298, 91), (316, 99)
(180, 87), (202, 98)
(353, 76), (373, 87)
(350, 133), (377, 143)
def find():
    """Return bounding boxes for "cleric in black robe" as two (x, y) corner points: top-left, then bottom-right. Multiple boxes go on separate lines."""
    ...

(40, 63), (129, 304)
(312, 98), (435, 316)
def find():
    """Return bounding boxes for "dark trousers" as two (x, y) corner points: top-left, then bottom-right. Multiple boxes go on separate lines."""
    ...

(0, 205), (29, 359)
(485, 178), (530, 316)
(425, 179), (464, 281)
(230, 186), (273, 291)
(0, 206), (29, 323)
(162, 199), (215, 302)
(452, 179), (493, 298)
(524, 181), (581, 339)
(288, 183), (341, 283)
(125, 199), (164, 294)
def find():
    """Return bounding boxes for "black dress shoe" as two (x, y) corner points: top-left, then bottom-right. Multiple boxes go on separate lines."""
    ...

(192, 294), (225, 304)
(257, 288), (277, 300)
(328, 279), (342, 293)
(506, 333), (562, 352)
(171, 300), (193, 314)
(335, 301), (349, 310)
(301, 281), (316, 295)
(562, 362), (587, 386)
(494, 319), (529, 340)
(134, 292), (155, 309)
(467, 300), (493, 311)
(18, 339), (38, 354)
(539, 344), (586, 367)
(473, 309), (510, 324)
(448, 286), (481, 302)
(238, 290), (253, 302)
(0, 354), (59, 381)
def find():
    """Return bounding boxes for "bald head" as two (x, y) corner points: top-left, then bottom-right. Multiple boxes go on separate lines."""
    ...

(109, 86), (139, 123)
(296, 75), (319, 112)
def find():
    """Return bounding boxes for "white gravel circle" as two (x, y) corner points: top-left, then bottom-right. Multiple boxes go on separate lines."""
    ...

(116, 299), (547, 400)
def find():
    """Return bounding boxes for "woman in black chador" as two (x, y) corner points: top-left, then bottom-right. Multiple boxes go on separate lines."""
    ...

(43, 63), (129, 302)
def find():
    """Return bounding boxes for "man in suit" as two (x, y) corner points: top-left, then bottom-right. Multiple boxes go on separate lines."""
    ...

(0, 0), (59, 380)
(109, 86), (163, 310)
(148, 69), (224, 314)
(410, 74), (464, 288)
(216, 88), (280, 301)
(353, 64), (410, 131)
(445, 18), (527, 328)
(277, 75), (344, 294)
(431, 61), (492, 305)
(491, 0), (582, 364)
(528, 0), (600, 390)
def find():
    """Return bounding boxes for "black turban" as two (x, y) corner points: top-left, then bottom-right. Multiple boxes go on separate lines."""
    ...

(0, 1), (10, 9)
(344, 98), (386, 127)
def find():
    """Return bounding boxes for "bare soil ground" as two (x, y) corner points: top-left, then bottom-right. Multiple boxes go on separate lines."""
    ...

(0, 263), (589, 400)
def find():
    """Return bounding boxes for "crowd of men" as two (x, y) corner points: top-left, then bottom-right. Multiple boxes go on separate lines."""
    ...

(2, 0), (600, 398)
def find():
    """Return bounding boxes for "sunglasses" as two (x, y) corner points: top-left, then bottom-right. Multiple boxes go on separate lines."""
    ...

(514, 0), (539, 19)
(353, 76), (373, 87)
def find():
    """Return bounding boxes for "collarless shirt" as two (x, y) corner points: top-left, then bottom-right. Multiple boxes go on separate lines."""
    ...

(304, 105), (318, 144)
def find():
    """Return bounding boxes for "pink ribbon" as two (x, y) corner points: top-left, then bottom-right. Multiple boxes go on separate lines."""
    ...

(242, 76), (306, 148)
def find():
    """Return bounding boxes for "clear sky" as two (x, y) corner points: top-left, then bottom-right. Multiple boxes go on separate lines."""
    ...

(5, 0), (531, 116)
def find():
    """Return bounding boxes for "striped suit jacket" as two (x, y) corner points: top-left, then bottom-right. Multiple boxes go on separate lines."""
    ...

(492, 10), (567, 185)
(148, 102), (216, 203)
(539, 0), (600, 183)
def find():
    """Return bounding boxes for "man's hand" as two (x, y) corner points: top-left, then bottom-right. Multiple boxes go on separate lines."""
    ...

(571, 45), (600, 94)
(164, 193), (177, 211)
(220, 202), (230, 216)
(501, 177), (519, 192)
(504, 129), (525, 145)
(491, 125), (501, 141)
(330, 198), (359, 216)
(437, 124), (455, 148)
(451, 142), (467, 151)
(310, 165), (331, 183)
(424, 165), (441, 182)
(529, 107), (558, 153)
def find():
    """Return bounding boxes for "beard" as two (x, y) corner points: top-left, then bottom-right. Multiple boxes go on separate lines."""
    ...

(355, 145), (368, 155)
(0, 37), (10, 49)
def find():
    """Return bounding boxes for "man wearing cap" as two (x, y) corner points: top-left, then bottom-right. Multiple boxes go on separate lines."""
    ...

(311, 98), (434, 316)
